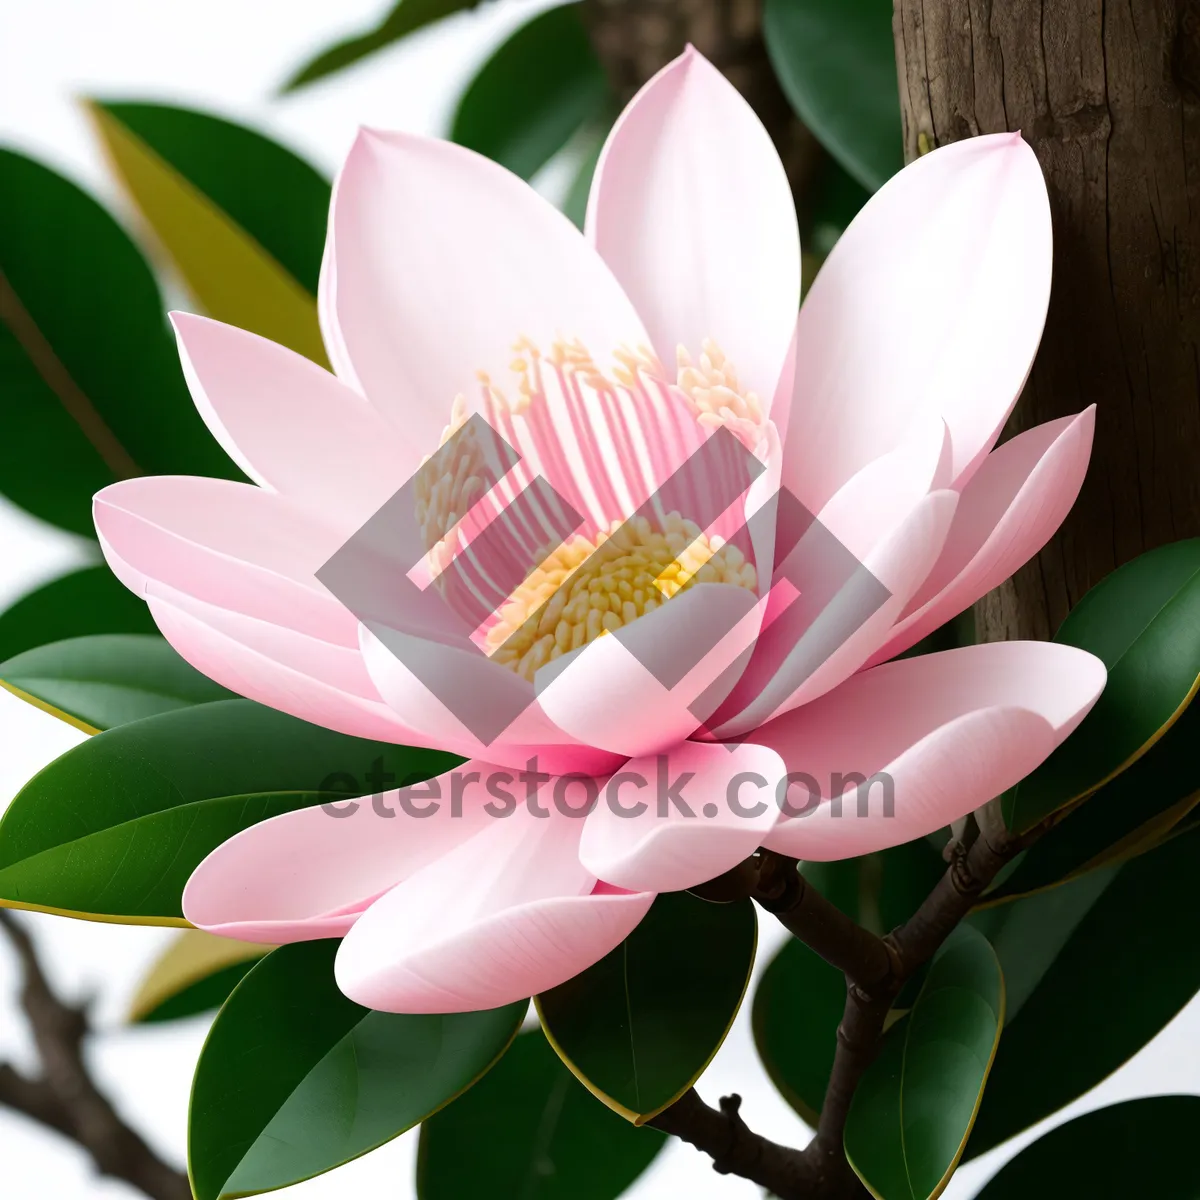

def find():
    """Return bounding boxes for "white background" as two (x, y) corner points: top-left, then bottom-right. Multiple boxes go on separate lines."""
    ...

(0, 2), (1196, 1196)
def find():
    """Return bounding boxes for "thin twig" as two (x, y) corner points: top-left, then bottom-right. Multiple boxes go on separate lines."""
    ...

(0, 910), (190, 1200)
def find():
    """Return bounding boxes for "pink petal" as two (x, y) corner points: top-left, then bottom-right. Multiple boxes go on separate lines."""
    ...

(713, 490), (959, 737)
(587, 47), (800, 407)
(870, 408), (1096, 664)
(360, 626), (624, 777)
(171, 312), (418, 530)
(94, 476), (354, 644)
(783, 133), (1052, 512)
(579, 740), (783, 892)
(533, 584), (763, 758)
(756, 641), (1106, 860)
(183, 760), (503, 942)
(334, 803), (654, 1012)
(323, 128), (650, 451)
(146, 589), (421, 745)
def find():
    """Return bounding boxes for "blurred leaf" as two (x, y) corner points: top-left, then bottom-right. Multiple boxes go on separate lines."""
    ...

(87, 101), (329, 365)
(128, 929), (264, 1023)
(190, 939), (524, 1200)
(0, 565), (156, 661)
(452, 5), (609, 181)
(988, 690), (1200, 903)
(536, 891), (755, 1124)
(282, 0), (485, 92)
(418, 1029), (665, 1200)
(0, 633), (235, 733)
(0, 699), (459, 924)
(1006, 539), (1200, 832)
(0, 149), (237, 536)
(754, 840), (945, 1124)
(964, 825), (1200, 1157)
(562, 131), (606, 228)
(845, 925), (1004, 1200)
(805, 154), (873, 260)
(972, 1096), (1200, 1199)
(763, 0), (904, 192)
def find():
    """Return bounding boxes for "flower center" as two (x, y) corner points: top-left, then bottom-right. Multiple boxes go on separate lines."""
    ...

(485, 514), (758, 681)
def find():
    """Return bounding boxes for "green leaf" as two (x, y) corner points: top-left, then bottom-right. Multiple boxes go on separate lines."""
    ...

(1006, 539), (1200, 832)
(451, 5), (609, 181)
(754, 840), (946, 1123)
(0, 149), (237, 536)
(129, 930), (264, 1023)
(282, 0), (485, 92)
(763, 0), (904, 192)
(988, 689), (1200, 902)
(189, 939), (524, 1200)
(536, 891), (755, 1124)
(418, 1029), (665, 1200)
(973, 1096), (1200, 1199)
(0, 699), (459, 924)
(88, 101), (330, 365)
(0, 565), (156, 661)
(0, 634), (235, 733)
(845, 925), (1004, 1200)
(805, 155), (873, 260)
(965, 824), (1200, 1157)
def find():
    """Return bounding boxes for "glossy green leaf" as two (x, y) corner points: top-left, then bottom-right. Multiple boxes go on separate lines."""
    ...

(537, 891), (756, 1123)
(0, 565), (156, 662)
(0, 149), (237, 536)
(282, 0), (483, 92)
(0, 634), (235, 733)
(190, 940), (524, 1200)
(89, 101), (330, 364)
(989, 690), (1200, 902)
(754, 840), (946, 1123)
(1006, 539), (1200, 832)
(845, 925), (1004, 1200)
(973, 1096), (1200, 1199)
(763, 0), (903, 192)
(418, 1029), (665, 1200)
(129, 930), (264, 1024)
(452, 5), (609, 181)
(805, 155), (873, 260)
(965, 825), (1200, 1157)
(0, 699), (459, 923)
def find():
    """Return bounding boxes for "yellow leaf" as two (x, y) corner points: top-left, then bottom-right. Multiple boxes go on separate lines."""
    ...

(127, 929), (264, 1023)
(87, 102), (328, 367)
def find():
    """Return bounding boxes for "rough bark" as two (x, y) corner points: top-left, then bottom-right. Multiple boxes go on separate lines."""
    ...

(895, 0), (1200, 640)
(580, 0), (824, 205)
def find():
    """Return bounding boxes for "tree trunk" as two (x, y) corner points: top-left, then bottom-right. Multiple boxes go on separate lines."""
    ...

(894, 0), (1200, 640)
(580, 0), (823, 206)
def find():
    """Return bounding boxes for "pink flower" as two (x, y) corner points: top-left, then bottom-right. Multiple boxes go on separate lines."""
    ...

(94, 49), (1104, 1014)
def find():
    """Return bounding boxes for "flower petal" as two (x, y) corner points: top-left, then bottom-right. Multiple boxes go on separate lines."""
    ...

(334, 804), (654, 1012)
(756, 641), (1106, 860)
(171, 312), (417, 529)
(533, 583), (762, 758)
(713, 490), (959, 737)
(324, 128), (650, 449)
(144, 586), (422, 745)
(94, 475), (354, 644)
(783, 133), (1052, 510)
(869, 408), (1096, 664)
(360, 626), (623, 776)
(587, 47), (800, 406)
(579, 740), (783, 892)
(183, 761), (502, 942)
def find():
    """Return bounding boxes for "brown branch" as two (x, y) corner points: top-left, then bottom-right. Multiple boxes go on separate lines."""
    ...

(0, 910), (190, 1200)
(661, 814), (1026, 1198)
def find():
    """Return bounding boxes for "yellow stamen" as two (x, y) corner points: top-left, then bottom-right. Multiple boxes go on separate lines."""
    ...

(485, 513), (757, 680)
